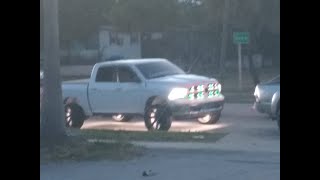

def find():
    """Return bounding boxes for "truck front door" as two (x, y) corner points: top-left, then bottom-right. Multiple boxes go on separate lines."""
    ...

(115, 65), (145, 113)
(88, 65), (119, 113)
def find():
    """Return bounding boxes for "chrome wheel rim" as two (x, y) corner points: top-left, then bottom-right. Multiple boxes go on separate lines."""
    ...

(149, 108), (160, 130)
(113, 114), (125, 121)
(65, 107), (72, 127)
(198, 114), (212, 124)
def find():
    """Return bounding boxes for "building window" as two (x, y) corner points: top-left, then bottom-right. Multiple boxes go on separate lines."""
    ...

(130, 33), (139, 44)
(109, 32), (123, 46)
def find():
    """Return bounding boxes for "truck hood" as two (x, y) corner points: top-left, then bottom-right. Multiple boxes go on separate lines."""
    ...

(147, 74), (218, 87)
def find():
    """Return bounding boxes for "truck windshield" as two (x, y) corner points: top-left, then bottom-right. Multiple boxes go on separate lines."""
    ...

(135, 61), (185, 79)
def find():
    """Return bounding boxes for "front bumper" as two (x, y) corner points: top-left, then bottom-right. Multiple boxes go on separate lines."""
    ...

(253, 101), (271, 114)
(169, 95), (224, 119)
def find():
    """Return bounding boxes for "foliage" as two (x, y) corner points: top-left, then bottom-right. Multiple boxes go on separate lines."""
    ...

(40, 136), (145, 163)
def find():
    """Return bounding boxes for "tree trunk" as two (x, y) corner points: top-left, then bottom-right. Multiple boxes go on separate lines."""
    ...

(41, 0), (66, 145)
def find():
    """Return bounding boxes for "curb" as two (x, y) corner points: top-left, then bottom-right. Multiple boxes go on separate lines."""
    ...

(88, 139), (280, 153)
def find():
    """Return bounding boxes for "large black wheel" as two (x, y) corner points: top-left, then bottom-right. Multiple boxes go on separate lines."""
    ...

(65, 103), (85, 128)
(197, 112), (221, 124)
(144, 104), (172, 131)
(112, 114), (133, 122)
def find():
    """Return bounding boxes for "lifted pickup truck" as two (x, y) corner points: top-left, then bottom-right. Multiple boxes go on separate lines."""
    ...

(62, 58), (224, 131)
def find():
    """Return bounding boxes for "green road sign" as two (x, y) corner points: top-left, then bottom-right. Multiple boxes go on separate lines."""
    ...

(233, 32), (249, 44)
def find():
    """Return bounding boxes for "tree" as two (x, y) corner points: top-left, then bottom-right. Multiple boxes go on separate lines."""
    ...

(108, 0), (178, 32)
(192, 0), (230, 77)
(58, 0), (115, 62)
(230, 0), (265, 86)
(40, 0), (66, 144)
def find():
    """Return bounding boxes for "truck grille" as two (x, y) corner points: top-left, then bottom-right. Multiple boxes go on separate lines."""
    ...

(187, 83), (221, 100)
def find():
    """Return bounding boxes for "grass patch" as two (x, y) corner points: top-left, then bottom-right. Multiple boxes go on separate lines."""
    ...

(40, 129), (227, 163)
(40, 137), (145, 164)
(76, 129), (228, 143)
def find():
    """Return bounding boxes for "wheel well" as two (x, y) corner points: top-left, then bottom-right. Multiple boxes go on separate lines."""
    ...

(145, 96), (167, 110)
(277, 99), (280, 112)
(63, 97), (79, 105)
(64, 100), (85, 116)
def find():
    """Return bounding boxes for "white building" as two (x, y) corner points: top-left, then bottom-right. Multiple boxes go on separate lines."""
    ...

(40, 25), (142, 64)
(99, 26), (141, 60)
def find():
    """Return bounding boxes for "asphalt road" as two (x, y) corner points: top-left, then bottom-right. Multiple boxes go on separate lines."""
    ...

(40, 103), (280, 180)
(40, 148), (279, 180)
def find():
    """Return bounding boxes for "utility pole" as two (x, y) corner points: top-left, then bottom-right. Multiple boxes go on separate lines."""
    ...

(219, 0), (230, 79)
(41, 0), (66, 143)
(238, 43), (242, 90)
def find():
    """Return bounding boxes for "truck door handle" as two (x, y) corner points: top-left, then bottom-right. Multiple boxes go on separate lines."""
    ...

(115, 87), (122, 91)
(91, 88), (97, 91)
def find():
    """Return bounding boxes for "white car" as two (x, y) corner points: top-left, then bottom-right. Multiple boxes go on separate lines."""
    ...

(253, 75), (280, 115)
(61, 58), (225, 131)
(253, 75), (280, 130)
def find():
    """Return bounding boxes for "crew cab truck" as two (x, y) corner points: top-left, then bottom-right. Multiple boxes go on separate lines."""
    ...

(62, 58), (225, 131)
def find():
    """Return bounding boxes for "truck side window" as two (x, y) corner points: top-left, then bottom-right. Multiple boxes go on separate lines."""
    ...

(118, 66), (140, 83)
(95, 66), (116, 82)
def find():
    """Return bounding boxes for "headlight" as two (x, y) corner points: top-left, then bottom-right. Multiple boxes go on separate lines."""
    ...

(216, 83), (222, 93)
(168, 88), (188, 101)
(254, 86), (259, 97)
(40, 71), (44, 79)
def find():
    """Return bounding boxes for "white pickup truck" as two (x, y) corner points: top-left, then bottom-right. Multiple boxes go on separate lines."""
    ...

(62, 58), (225, 131)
